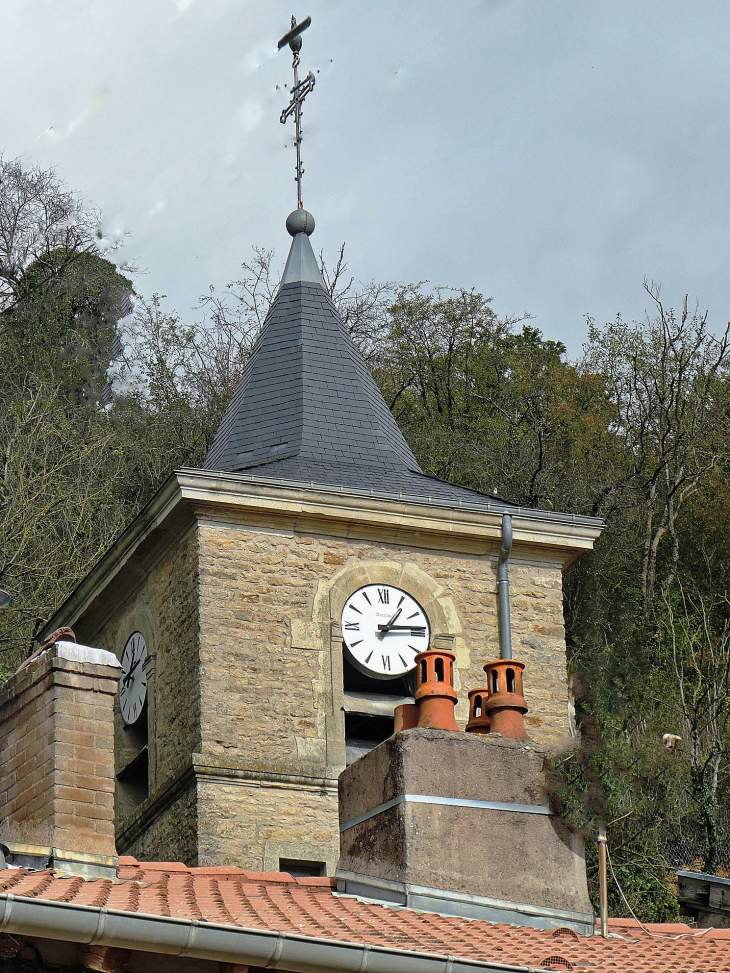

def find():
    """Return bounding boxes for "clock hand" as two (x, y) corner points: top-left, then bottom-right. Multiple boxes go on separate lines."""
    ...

(378, 625), (426, 632)
(123, 645), (136, 680)
(377, 625), (426, 635)
(378, 607), (402, 637)
(124, 656), (142, 685)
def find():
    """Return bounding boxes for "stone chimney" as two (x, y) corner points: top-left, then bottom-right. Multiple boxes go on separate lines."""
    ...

(337, 726), (594, 934)
(0, 639), (121, 878)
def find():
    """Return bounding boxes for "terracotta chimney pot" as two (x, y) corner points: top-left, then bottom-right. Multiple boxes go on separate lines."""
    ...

(414, 649), (459, 731)
(394, 702), (419, 732)
(465, 688), (491, 734)
(482, 658), (528, 740)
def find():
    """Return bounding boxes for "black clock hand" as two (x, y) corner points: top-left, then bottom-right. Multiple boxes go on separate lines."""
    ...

(124, 656), (142, 685)
(378, 625), (426, 632)
(378, 607), (402, 637)
(377, 624), (426, 635)
(122, 645), (136, 681)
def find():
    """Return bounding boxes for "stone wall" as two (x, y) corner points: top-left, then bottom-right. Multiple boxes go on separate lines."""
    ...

(91, 499), (573, 869)
(92, 526), (202, 812)
(120, 777), (198, 864)
(196, 515), (571, 771)
(197, 777), (339, 873)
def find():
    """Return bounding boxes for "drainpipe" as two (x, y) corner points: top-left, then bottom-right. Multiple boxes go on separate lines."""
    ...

(597, 822), (608, 938)
(498, 513), (513, 660)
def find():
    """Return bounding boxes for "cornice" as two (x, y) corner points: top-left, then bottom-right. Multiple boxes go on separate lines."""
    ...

(43, 468), (603, 639)
(116, 755), (338, 852)
(41, 475), (191, 640)
(179, 468), (602, 560)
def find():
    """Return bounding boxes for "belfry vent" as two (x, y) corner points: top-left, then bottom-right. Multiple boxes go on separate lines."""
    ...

(204, 212), (498, 505)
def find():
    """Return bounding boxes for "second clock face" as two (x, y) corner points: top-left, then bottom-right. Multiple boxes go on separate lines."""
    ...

(119, 631), (148, 726)
(341, 584), (430, 679)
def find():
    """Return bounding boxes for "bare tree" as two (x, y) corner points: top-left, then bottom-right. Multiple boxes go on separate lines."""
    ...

(582, 283), (730, 605)
(0, 156), (108, 313)
(318, 243), (397, 361)
(660, 591), (730, 871)
(0, 379), (127, 662)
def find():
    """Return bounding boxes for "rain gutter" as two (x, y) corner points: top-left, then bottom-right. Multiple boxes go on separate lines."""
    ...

(179, 467), (604, 529)
(0, 892), (537, 973)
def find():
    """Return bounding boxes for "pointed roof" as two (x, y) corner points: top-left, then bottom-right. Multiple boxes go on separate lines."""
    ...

(204, 211), (506, 507)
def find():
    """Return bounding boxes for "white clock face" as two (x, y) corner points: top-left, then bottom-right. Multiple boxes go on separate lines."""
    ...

(341, 584), (430, 679)
(119, 631), (148, 726)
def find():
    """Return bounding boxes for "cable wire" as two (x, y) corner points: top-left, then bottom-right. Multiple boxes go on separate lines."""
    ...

(605, 842), (714, 940)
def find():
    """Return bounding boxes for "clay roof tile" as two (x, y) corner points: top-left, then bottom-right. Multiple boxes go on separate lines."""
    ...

(2, 864), (730, 972)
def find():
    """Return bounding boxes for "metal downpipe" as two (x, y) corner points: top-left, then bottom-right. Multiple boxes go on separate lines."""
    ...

(498, 514), (513, 660)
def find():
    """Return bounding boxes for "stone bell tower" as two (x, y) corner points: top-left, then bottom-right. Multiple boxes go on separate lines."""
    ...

(39, 20), (601, 874)
(39, 207), (601, 874)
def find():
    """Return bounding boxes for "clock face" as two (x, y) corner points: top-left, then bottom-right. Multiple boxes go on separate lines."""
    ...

(341, 584), (430, 679)
(119, 631), (148, 726)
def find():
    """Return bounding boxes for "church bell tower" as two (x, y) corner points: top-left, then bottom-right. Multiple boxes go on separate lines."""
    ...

(39, 17), (601, 874)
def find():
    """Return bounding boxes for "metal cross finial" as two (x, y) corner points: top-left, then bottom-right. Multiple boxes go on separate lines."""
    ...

(278, 15), (315, 210)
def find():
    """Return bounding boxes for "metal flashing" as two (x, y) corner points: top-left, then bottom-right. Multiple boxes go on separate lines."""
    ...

(280, 229), (326, 286)
(340, 794), (553, 833)
(3, 843), (118, 880)
(335, 871), (595, 936)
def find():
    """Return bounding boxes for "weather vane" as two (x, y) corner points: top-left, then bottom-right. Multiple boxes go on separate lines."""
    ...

(278, 15), (315, 210)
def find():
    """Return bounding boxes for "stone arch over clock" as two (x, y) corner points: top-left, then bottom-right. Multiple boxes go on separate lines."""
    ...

(112, 611), (158, 823)
(321, 560), (466, 766)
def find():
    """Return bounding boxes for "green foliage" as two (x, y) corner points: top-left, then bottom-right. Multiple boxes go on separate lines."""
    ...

(0, 161), (258, 662)
(364, 278), (730, 918)
(1, 250), (133, 405)
(0, 162), (135, 659)
(0, 375), (131, 657)
(370, 284), (617, 514)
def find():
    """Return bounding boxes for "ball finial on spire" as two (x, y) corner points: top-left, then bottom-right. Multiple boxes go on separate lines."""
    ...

(286, 209), (315, 236)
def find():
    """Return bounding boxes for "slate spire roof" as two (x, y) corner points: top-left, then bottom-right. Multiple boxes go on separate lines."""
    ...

(204, 210), (503, 506)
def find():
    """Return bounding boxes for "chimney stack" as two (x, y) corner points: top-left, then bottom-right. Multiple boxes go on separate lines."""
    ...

(337, 655), (593, 934)
(337, 728), (593, 933)
(0, 638), (121, 878)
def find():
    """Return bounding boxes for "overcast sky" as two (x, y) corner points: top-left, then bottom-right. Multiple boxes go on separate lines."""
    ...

(3, 0), (730, 355)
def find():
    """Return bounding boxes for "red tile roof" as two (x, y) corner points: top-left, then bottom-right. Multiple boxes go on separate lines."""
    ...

(1, 859), (729, 972)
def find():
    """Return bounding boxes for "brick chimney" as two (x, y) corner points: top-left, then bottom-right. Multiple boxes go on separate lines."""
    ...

(337, 726), (594, 933)
(0, 639), (121, 878)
